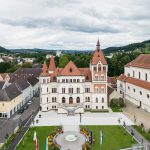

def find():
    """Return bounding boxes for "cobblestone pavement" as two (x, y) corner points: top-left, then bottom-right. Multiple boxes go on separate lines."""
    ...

(123, 100), (150, 129)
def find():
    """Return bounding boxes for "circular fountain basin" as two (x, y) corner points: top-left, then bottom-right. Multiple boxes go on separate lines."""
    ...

(65, 134), (77, 142)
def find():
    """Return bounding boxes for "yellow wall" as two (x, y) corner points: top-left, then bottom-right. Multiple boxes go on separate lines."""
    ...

(0, 95), (21, 112)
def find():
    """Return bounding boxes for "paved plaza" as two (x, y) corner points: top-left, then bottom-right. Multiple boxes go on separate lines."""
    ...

(124, 100), (150, 129)
(33, 111), (134, 126)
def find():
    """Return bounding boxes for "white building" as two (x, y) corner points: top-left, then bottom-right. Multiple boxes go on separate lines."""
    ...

(0, 57), (4, 62)
(40, 40), (108, 114)
(117, 54), (150, 112)
(56, 50), (62, 57)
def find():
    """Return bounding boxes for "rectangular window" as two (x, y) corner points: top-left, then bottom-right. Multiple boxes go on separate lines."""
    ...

(85, 88), (90, 93)
(62, 88), (65, 93)
(69, 88), (73, 93)
(145, 73), (147, 81)
(52, 88), (57, 93)
(76, 88), (80, 93)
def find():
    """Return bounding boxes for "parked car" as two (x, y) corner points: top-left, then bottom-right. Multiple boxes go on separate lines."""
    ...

(24, 105), (29, 110)
(17, 108), (24, 114)
(27, 100), (32, 105)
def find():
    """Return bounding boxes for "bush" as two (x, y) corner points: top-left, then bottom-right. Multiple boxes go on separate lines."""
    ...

(110, 98), (125, 108)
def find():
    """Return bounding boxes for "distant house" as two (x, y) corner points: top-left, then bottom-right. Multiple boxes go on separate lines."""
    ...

(22, 58), (36, 63)
(56, 50), (62, 57)
(0, 73), (12, 82)
(0, 83), (22, 118)
(0, 57), (4, 62)
(46, 54), (53, 59)
(12, 68), (42, 79)
(0, 68), (41, 118)
(0, 76), (39, 118)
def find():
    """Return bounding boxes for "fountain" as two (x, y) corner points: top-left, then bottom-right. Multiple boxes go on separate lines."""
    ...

(65, 134), (78, 142)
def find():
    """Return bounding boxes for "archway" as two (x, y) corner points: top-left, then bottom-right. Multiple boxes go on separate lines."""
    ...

(69, 97), (73, 104)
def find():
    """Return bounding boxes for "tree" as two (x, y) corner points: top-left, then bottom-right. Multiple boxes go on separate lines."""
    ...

(59, 54), (69, 68)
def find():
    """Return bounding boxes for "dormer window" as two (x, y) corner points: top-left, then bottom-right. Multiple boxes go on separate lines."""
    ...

(70, 68), (73, 73)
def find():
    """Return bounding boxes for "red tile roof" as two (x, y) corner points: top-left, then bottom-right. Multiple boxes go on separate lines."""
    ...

(48, 56), (56, 71)
(125, 77), (150, 91)
(108, 76), (117, 88)
(118, 74), (150, 91)
(79, 68), (92, 81)
(92, 49), (107, 65)
(125, 54), (150, 69)
(117, 74), (127, 81)
(41, 61), (49, 76)
(60, 61), (82, 76)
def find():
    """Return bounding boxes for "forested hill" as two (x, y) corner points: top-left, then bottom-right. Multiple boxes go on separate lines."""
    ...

(103, 39), (150, 54)
(0, 39), (150, 54)
(0, 46), (10, 53)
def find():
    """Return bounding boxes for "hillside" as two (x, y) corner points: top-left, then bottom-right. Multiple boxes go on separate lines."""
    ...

(103, 39), (150, 54)
(0, 46), (10, 53)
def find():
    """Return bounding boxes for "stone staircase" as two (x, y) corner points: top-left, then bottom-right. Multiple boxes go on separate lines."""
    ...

(58, 103), (84, 116)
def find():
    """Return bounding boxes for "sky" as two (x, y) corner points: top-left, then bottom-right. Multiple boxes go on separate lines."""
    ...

(0, 0), (150, 50)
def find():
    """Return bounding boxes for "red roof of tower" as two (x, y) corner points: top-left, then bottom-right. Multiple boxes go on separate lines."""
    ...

(49, 56), (56, 71)
(41, 61), (49, 76)
(92, 39), (107, 65)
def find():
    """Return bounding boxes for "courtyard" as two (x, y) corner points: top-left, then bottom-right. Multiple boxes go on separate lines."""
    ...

(16, 125), (137, 150)
(32, 111), (134, 126)
(14, 111), (137, 150)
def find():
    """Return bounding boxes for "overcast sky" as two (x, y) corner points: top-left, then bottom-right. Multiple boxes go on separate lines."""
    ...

(0, 0), (150, 50)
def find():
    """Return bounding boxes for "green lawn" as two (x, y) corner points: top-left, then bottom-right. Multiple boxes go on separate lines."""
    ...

(16, 126), (136, 150)
(16, 126), (58, 150)
(133, 125), (150, 142)
(84, 125), (136, 150)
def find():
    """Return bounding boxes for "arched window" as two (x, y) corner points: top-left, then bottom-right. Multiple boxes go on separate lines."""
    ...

(98, 65), (101, 71)
(76, 97), (80, 103)
(88, 97), (90, 102)
(62, 97), (66, 103)
(102, 98), (104, 103)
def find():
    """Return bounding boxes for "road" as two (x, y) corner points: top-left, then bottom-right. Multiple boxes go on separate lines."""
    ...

(0, 96), (40, 147)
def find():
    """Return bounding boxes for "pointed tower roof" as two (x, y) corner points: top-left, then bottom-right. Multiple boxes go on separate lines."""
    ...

(60, 61), (81, 76)
(48, 55), (56, 71)
(41, 61), (49, 76)
(96, 38), (100, 51)
(92, 40), (107, 65)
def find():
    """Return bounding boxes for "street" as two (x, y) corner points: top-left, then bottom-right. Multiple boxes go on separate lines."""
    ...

(0, 96), (40, 147)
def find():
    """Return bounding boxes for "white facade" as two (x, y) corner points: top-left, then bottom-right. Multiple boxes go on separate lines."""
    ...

(125, 66), (150, 82)
(117, 54), (150, 113)
(40, 42), (108, 114)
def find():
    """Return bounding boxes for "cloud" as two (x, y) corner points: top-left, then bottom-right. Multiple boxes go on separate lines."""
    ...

(0, 0), (150, 49)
